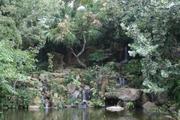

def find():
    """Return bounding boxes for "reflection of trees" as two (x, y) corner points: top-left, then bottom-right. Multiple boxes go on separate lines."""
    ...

(89, 109), (105, 120)
(0, 112), (3, 120)
(72, 109), (79, 120)
(42, 110), (52, 120)
(71, 108), (89, 120)
(3, 109), (167, 120)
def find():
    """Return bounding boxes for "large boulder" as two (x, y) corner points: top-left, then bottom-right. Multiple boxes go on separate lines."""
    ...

(136, 92), (149, 107)
(143, 101), (158, 112)
(155, 91), (168, 105)
(105, 88), (142, 102)
(71, 90), (80, 99)
(28, 105), (40, 111)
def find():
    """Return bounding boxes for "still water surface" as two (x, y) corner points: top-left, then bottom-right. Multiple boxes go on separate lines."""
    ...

(2, 108), (170, 120)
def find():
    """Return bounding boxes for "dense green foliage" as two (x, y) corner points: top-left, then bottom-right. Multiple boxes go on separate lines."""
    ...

(0, 0), (179, 111)
(117, 0), (180, 101)
(0, 1), (36, 108)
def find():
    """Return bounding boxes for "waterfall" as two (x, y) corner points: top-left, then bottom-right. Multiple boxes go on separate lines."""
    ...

(41, 96), (45, 106)
(82, 90), (86, 101)
(116, 76), (128, 88)
(41, 95), (50, 110)
(79, 89), (88, 109)
(45, 101), (49, 109)
(40, 79), (52, 109)
(120, 46), (128, 64)
(45, 100), (49, 113)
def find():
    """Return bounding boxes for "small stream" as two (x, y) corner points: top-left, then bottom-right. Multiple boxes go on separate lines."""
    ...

(2, 108), (170, 120)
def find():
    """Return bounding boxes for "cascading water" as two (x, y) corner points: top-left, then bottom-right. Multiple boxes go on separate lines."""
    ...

(116, 76), (128, 88)
(120, 46), (128, 65)
(45, 100), (49, 109)
(82, 90), (86, 101)
(80, 89), (88, 109)
(79, 86), (91, 109)
(40, 79), (52, 109)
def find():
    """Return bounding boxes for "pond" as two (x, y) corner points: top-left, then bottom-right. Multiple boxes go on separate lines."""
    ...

(2, 108), (171, 120)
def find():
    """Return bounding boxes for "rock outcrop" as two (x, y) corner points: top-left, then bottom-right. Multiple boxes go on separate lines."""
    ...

(143, 101), (158, 112)
(105, 88), (142, 102)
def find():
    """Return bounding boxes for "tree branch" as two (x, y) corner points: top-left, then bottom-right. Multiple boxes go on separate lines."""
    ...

(70, 34), (87, 68)
(77, 35), (86, 57)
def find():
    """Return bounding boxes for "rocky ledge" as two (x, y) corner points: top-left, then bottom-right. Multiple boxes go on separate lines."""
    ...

(105, 88), (142, 102)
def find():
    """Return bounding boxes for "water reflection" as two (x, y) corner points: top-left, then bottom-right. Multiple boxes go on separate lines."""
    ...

(82, 109), (89, 120)
(3, 108), (171, 120)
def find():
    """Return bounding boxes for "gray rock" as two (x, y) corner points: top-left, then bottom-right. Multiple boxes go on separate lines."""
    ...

(143, 101), (158, 112)
(141, 93), (149, 104)
(105, 88), (142, 101)
(72, 90), (80, 99)
(156, 91), (168, 105)
(28, 105), (40, 111)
